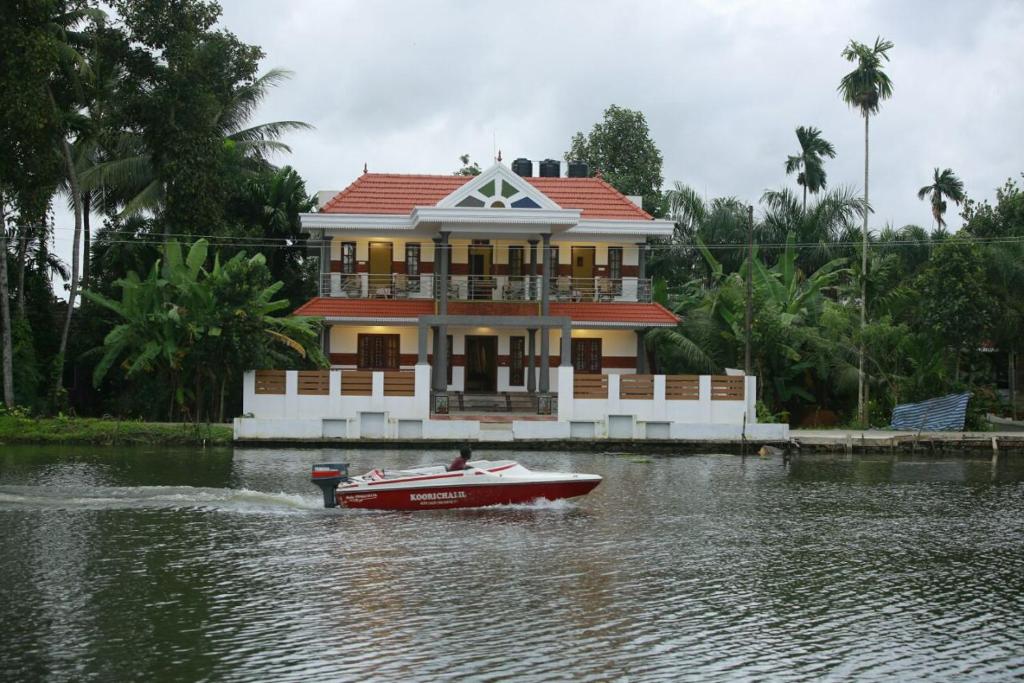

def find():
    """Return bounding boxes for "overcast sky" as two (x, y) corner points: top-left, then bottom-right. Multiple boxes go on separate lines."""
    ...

(52, 0), (1024, 267)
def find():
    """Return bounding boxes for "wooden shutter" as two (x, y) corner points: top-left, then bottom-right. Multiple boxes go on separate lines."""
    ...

(509, 336), (525, 386)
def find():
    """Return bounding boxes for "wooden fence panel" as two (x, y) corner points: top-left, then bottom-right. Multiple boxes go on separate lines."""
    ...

(665, 375), (700, 400)
(341, 370), (373, 396)
(383, 371), (416, 397)
(710, 375), (746, 401)
(619, 374), (654, 400)
(254, 370), (286, 395)
(574, 374), (608, 399)
(297, 370), (329, 395)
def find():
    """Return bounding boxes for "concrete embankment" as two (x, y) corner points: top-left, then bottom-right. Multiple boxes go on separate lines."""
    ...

(233, 429), (1024, 454)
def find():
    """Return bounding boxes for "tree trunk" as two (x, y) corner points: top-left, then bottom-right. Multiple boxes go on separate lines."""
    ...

(82, 193), (90, 288)
(15, 224), (29, 319)
(218, 375), (226, 423)
(802, 183), (807, 213)
(0, 194), (15, 408)
(858, 112), (869, 426)
(53, 134), (83, 404)
(1010, 350), (1017, 422)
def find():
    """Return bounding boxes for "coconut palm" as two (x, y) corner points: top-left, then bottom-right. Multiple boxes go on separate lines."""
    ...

(838, 35), (895, 425)
(760, 186), (866, 275)
(785, 126), (837, 211)
(45, 3), (106, 402)
(82, 68), (312, 219)
(917, 168), (965, 229)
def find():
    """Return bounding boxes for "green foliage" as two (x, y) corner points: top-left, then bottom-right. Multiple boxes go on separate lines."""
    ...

(838, 37), (895, 116)
(917, 168), (965, 229)
(454, 154), (482, 176)
(785, 126), (837, 208)
(83, 239), (325, 422)
(566, 105), (664, 215)
(915, 239), (994, 359)
(0, 414), (232, 445)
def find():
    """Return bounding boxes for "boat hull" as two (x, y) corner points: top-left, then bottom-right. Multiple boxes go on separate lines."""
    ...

(337, 479), (600, 510)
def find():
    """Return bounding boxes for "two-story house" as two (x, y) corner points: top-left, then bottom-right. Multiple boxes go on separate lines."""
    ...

(235, 159), (784, 444)
(296, 159), (677, 411)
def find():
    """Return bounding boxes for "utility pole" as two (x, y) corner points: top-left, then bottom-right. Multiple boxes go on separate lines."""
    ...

(744, 204), (753, 376)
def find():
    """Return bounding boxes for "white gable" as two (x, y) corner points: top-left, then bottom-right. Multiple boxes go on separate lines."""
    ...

(436, 163), (561, 211)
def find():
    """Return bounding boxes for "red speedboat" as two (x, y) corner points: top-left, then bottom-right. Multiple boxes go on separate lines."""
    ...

(311, 460), (601, 510)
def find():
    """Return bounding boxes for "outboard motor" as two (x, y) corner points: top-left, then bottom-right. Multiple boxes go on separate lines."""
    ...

(311, 463), (350, 508)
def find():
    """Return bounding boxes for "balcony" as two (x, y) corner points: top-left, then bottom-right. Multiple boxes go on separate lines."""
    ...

(319, 274), (652, 303)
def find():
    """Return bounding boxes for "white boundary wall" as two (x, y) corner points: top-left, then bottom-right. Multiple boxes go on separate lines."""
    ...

(234, 366), (788, 442)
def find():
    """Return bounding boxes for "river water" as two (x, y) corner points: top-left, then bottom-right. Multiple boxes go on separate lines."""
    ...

(2, 446), (1023, 682)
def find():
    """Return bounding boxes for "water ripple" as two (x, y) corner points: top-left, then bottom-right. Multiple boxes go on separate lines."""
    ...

(1, 451), (1023, 681)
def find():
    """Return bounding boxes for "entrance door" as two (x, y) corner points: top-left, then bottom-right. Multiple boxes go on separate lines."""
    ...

(469, 242), (493, 300)
(369, 242), (393, 295)
(572, 246), (596, 300)
(464, 335), (498, 392)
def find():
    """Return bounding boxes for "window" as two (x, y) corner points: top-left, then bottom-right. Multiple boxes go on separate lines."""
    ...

(547, 246), (559, 272)
(340, 242), (356, 274)
(509, 336), (525, 386)
(357, 334), (400, 370)
(608, 247), (623, 294)
(571, 339), (602, 374)
(508, 246), (524, 279)
(405, 243), (421, 292)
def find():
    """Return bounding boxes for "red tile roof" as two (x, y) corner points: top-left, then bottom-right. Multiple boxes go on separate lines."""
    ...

(292, 298), (677, 327)
(319, 173), (652, 220)
(550, 302), (678, 326)
(292, 298), (433, 318)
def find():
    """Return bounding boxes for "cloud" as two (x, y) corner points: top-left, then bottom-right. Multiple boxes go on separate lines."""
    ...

(50, 0), (1024, 274)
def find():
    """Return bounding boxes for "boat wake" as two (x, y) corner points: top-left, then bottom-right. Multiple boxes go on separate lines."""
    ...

(0, 485), (322, 514)
(482, 497), (579, 512)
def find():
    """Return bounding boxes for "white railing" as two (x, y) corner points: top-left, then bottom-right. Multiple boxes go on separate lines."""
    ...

(320, 273), (653, 303)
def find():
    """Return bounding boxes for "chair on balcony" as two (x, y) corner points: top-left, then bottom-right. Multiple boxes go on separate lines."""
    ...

(596, 277), (616, 302)
(393, 274), (409, 299)
(339, 274), (361, 298)
(502, 279), (525, 301)
(553, 276), (572, 302)
(447, 280), (462, 300)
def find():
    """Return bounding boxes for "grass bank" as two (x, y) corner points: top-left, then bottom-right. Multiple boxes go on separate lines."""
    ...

(0, 415), (233, 446)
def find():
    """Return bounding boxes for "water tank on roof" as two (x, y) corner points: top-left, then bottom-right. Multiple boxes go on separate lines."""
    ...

(512, 158), (533, 177)
(539, 159), (560, 178)
(567, 161), (589, 178)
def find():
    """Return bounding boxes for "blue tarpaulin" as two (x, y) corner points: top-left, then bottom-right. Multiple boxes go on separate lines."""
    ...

(890, 393), (971, 431)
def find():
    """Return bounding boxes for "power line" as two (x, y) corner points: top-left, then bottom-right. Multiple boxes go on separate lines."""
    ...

(21, 225), (1024, 252)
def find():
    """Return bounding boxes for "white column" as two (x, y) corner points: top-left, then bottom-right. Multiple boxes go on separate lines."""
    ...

(371, 371), (385, 410)
(746, 375), (758, 423)
(557, 366), (575, 419)
(414, 364), (431, 418)
(699, 375), (713, 423)
(285, 371), (299, 419)
(653, 374), (667, 420)
(242, 371), (255, 415)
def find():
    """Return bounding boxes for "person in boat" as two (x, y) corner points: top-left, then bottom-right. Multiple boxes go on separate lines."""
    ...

(448, 445), (472, 471)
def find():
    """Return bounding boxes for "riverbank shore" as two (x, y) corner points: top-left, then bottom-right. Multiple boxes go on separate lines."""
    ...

(232, 429), (1024, 454)
(0, 415), (233, 446)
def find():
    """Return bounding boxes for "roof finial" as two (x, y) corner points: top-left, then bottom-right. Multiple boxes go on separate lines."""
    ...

(363, 162), (368, 174)
(497, 149), (502, 163)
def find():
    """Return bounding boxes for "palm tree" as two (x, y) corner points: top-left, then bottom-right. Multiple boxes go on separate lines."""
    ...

(45, 3), (105, 403)
(917, 168), (965, 229)
(785, 126), (837, 211)
(0, 191), (13, 407)
(82, 69), (312, 219)
(838, 35), (894, 425)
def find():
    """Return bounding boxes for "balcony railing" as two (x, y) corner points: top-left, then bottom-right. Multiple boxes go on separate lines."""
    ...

(319, 273), (652, 303)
